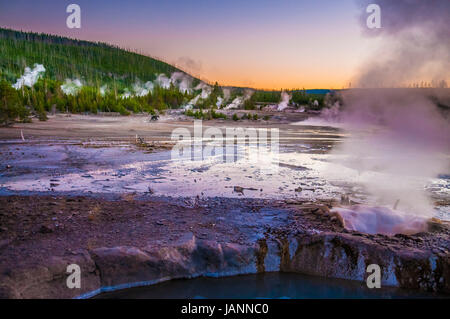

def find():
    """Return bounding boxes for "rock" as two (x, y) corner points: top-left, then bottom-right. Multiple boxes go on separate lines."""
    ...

(427, 218), (448, 233)
(1, 229), (449, 298)
(299, 204), (330, 216)
(87, 233), (260, 292)
(286, 232), (450, 293)
(0, 251), (99, 299)
(328, 212), (345, 228)
(39, 224), (54, 234)
(340, 195), (350, 205)
(0, 285), (19, 299)
(91, 246), (161, 287)
(0, 239), (10, 250)
(294, 187), (302, 192)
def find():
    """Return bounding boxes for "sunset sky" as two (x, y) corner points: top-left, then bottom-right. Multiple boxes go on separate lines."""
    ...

(0, 0), (380, 89)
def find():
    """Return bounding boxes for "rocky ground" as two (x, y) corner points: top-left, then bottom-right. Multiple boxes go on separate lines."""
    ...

(0, 114), (449, 298)
(0, 195), (448, 298)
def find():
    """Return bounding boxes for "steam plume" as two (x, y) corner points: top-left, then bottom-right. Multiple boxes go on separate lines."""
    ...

(99, 85), (108, 96)
(224, 89), (254, 109)
(61, 79), (83, 96)
(325, 1), (450, 234)
(171, 72), (193, 94)
(12, 64), (46, 89)
(222, 88), (231, 101)
(334, 89), (450, 216)
(224, 97), (243, 110)
(216, 96), (224, 107)
(277, 91), (292, 111)
(195, 82), (212, 99)
(133, 81), (154, 97)
(155, 74), (171, 89)
(355, 0), (450, 87)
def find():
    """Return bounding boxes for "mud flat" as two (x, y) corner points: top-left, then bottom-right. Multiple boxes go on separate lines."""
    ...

(0, 114), (449, 298)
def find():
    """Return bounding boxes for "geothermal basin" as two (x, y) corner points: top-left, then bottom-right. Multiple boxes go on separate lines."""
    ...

(0, 114), (449, 298)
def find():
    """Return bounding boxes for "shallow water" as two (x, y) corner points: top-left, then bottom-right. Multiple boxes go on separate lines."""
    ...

(1, 124), (448, 220)
(94, 273), (445, 299)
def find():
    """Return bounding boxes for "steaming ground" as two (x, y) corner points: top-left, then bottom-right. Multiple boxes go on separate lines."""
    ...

(0, 114), (448, 226)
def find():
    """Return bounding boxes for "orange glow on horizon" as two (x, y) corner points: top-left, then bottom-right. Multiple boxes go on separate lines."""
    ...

(189, 65), (355, 90)
(203, 76), (351, 91)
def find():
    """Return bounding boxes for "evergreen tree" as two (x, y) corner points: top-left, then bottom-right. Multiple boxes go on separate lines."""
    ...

(0, 80), (28, 125)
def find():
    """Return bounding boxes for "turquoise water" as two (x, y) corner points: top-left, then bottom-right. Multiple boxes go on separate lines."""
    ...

(95, 273), (446, 299)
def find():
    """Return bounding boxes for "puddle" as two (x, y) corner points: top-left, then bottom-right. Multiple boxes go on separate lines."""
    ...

(94, 273), (445, 299)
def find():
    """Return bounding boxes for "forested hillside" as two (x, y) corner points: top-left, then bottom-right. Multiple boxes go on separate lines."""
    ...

(0, 28), (206, 124)
(0, 28), (180, 87)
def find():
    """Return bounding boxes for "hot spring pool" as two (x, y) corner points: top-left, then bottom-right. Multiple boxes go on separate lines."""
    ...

(94, 273), (445, 299)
